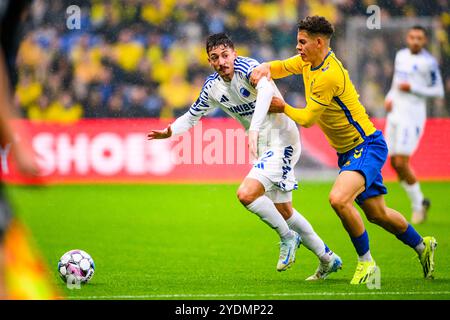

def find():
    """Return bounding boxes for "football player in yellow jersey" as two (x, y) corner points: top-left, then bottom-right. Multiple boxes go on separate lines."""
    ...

(251, 16), (437, 284)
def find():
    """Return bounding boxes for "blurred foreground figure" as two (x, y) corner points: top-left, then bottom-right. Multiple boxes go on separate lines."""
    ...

(0, 0), (58, 299)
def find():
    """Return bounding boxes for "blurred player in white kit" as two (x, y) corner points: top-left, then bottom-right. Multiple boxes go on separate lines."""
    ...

(385, 25), (444, 224)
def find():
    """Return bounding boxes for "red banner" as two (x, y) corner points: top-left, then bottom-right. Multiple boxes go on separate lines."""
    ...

(1, 118), (449, 184)
(1, 119), (252, 184)
(299, 118), (450, 180)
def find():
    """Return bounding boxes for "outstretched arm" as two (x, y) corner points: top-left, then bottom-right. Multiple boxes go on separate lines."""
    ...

(147, 125), (173, 140)
(250, 55), (303, 85)
(147, 109), (204, 140)
(269, 70), (338, 127)
(270, 96), (326, 128)
(148, 82), (216, 140)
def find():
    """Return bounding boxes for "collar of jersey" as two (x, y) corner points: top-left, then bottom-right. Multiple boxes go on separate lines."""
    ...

(310, 49), (333, 71)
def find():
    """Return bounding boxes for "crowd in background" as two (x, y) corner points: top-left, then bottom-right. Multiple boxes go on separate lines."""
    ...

(15, 0), (450, 123)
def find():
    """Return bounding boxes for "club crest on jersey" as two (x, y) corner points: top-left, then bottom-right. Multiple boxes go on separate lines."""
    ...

(240, 87), (250, 97)
(310, 79), (315, 92)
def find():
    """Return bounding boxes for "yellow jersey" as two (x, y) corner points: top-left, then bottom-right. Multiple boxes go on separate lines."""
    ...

(269, 50), (376, 153)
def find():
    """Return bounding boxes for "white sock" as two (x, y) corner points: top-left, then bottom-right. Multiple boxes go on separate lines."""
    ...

(286, 209), (330, 262)
(246, 196), (293, 240)
(401, 181), (424, 212)
(415, 241), (425, 255)
(358, 250), (373, 262)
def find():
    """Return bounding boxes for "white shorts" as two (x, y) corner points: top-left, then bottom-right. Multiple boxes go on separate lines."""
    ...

(246, 144), (300, 204)
(385, 120), (424, 156)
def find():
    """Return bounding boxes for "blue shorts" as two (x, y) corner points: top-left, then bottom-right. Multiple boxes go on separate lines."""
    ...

(337, 130), (388, 205)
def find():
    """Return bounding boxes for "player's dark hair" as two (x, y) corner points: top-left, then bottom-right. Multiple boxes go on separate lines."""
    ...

(410, 25), (427, 37)
(297, 16), (334, 38)
(206, 33), (234, 54)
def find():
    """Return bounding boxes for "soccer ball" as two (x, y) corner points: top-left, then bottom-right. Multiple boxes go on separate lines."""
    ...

(58, 249), (95, 284)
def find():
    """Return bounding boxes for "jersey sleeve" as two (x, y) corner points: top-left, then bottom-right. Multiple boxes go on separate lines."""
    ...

(234, 56), (260, 80)
(410, 58), (444, 98)
(249, 77), (275, 131)
(269, 55), (304, 78)
(284, 70), (340, 128)
(171, 77), (218, 136)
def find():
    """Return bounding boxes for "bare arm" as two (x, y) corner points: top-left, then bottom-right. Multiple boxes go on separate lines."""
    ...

(0, 49), (38, 176)
(148, 81), (216, 140)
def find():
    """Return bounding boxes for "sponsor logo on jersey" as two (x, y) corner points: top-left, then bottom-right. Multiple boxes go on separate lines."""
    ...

(240, 87), (250, 98)
(354, 148), (363, 159)
(229, 101), (256, 117)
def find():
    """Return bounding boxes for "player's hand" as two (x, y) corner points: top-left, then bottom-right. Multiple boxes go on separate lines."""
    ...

(148, 125), (172, 140)
(250, 63), (271, 86)
(248, 130), (258, 161)
(269, 96), (286, 113)
(384, 99), (393, 113)
(398, 82), (411, 92)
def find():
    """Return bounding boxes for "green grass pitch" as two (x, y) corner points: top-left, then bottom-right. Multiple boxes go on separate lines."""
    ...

(6, 181), (450, 300)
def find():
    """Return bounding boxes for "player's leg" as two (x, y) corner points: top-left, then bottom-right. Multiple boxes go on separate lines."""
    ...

(392, 154), (429, 224)
(334, 133), (387, 283)
(390, 124), (429, 224)
(329, 171), (378, 285)
(274, 199), (343, 280)
(358, 130), (436, 279)
(360, 195), (437, 279)
(275, 200), (329, 257)
(360, 194), (410, 234)
(329, 171), (372, 254)
(237, 177), (294, 240)
(274, 198), (338, 264)
(237, 177), (299, 271)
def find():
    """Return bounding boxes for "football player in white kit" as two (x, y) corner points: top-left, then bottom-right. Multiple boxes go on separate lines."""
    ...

(385, 26), (444, 224)
(148, 33), (342, 279)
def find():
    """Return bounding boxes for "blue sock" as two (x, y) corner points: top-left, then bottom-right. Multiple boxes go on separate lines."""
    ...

(396, 224), (423, 248)
(351, 230), (370, 256)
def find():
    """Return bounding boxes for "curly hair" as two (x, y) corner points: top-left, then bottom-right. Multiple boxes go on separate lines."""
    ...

(206, 33), (234, 54)
(297, 16), (334, 38)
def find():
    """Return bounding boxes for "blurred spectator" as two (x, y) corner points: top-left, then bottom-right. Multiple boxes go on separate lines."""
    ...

(83, 88), (107, 118)
(159, 74), (194, 118)
(16, 71), (42, 111)
(12, 0), (449, 124)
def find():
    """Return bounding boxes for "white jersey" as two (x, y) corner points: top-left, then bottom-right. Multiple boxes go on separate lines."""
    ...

(171, 56), (300, 155)
(386, 48), (444, 126)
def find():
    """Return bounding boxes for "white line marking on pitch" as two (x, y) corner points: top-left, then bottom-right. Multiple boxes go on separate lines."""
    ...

(67, 291), (450, 299)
